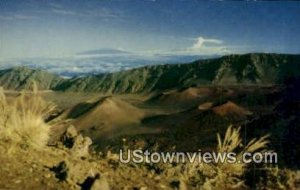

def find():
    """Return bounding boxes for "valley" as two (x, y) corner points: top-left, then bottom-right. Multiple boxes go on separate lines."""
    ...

(4, 84), (282, 154)
(1, 53), (300, 189)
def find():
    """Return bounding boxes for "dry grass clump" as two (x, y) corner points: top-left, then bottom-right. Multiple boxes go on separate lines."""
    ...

(202, 126), (269, 189)
(0, 84), (55, 149)
(163, 125), (270, 189)
(216, 125), (269, 172)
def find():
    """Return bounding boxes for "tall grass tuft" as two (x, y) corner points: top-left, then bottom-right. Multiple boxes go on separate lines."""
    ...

(202, 125), (269, 189)
(169, 125), (270, 189)
(215, 125), (269, 174)
(0, 83), (55, 149)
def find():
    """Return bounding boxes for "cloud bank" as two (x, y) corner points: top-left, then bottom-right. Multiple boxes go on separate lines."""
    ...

(0, 53), (208, 77)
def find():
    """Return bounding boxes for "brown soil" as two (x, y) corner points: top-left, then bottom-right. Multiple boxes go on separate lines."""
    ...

(0, 141), (173, 190)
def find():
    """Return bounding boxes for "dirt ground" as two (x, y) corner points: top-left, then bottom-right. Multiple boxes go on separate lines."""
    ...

(0, 140), (177, 190)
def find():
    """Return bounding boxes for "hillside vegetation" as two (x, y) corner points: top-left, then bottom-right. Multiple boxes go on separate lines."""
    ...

(0, 67), (64, 90)
(0, 53), (300, 92)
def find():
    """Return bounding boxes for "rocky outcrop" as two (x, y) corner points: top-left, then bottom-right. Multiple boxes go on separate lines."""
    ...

(51, 160), (110, 190)
(61, 125), (92, 158)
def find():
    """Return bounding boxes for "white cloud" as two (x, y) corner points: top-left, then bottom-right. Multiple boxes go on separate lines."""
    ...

(191, 37), (223, 50)
(173, 36), (228, 55)
(146, 36), (228, 56)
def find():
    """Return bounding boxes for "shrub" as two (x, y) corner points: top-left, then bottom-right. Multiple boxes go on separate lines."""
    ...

(166, 125), (270, 189)
(0, 84), (55, 149)
(202, 125), (269, 189)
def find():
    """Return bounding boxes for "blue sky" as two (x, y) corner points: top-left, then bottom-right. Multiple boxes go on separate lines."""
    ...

(0, 0), (299, 60)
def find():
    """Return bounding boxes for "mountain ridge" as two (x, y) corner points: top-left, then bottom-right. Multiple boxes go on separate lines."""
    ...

(0, 66), (65, 90)
(0, 53), (299, 92)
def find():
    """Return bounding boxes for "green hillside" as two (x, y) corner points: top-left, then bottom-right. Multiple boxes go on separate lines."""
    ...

(54, 53), (300, 93)
(1, 53), (300, 92)
(0, 67), (64, 90)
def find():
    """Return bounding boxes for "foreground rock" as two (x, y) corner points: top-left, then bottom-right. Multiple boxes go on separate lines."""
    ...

(51, 160), (110, 190)
(61, 125), (92, 158)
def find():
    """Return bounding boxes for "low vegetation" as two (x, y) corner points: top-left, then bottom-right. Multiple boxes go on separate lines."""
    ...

(0, 84), (299, 189)
(0, 84), (55, 149)
(157, 126), (269, 189)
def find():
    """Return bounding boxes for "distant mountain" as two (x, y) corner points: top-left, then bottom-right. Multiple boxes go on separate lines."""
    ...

(55, 53), (300, 93)
(0, 67), (64, 90)
(77, 48), (130, 56)
(0, 53), (300, 92)
(0, 53), (211, 78)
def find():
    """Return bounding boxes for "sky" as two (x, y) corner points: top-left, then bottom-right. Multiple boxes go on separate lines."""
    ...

(0, 0), (300, 60)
